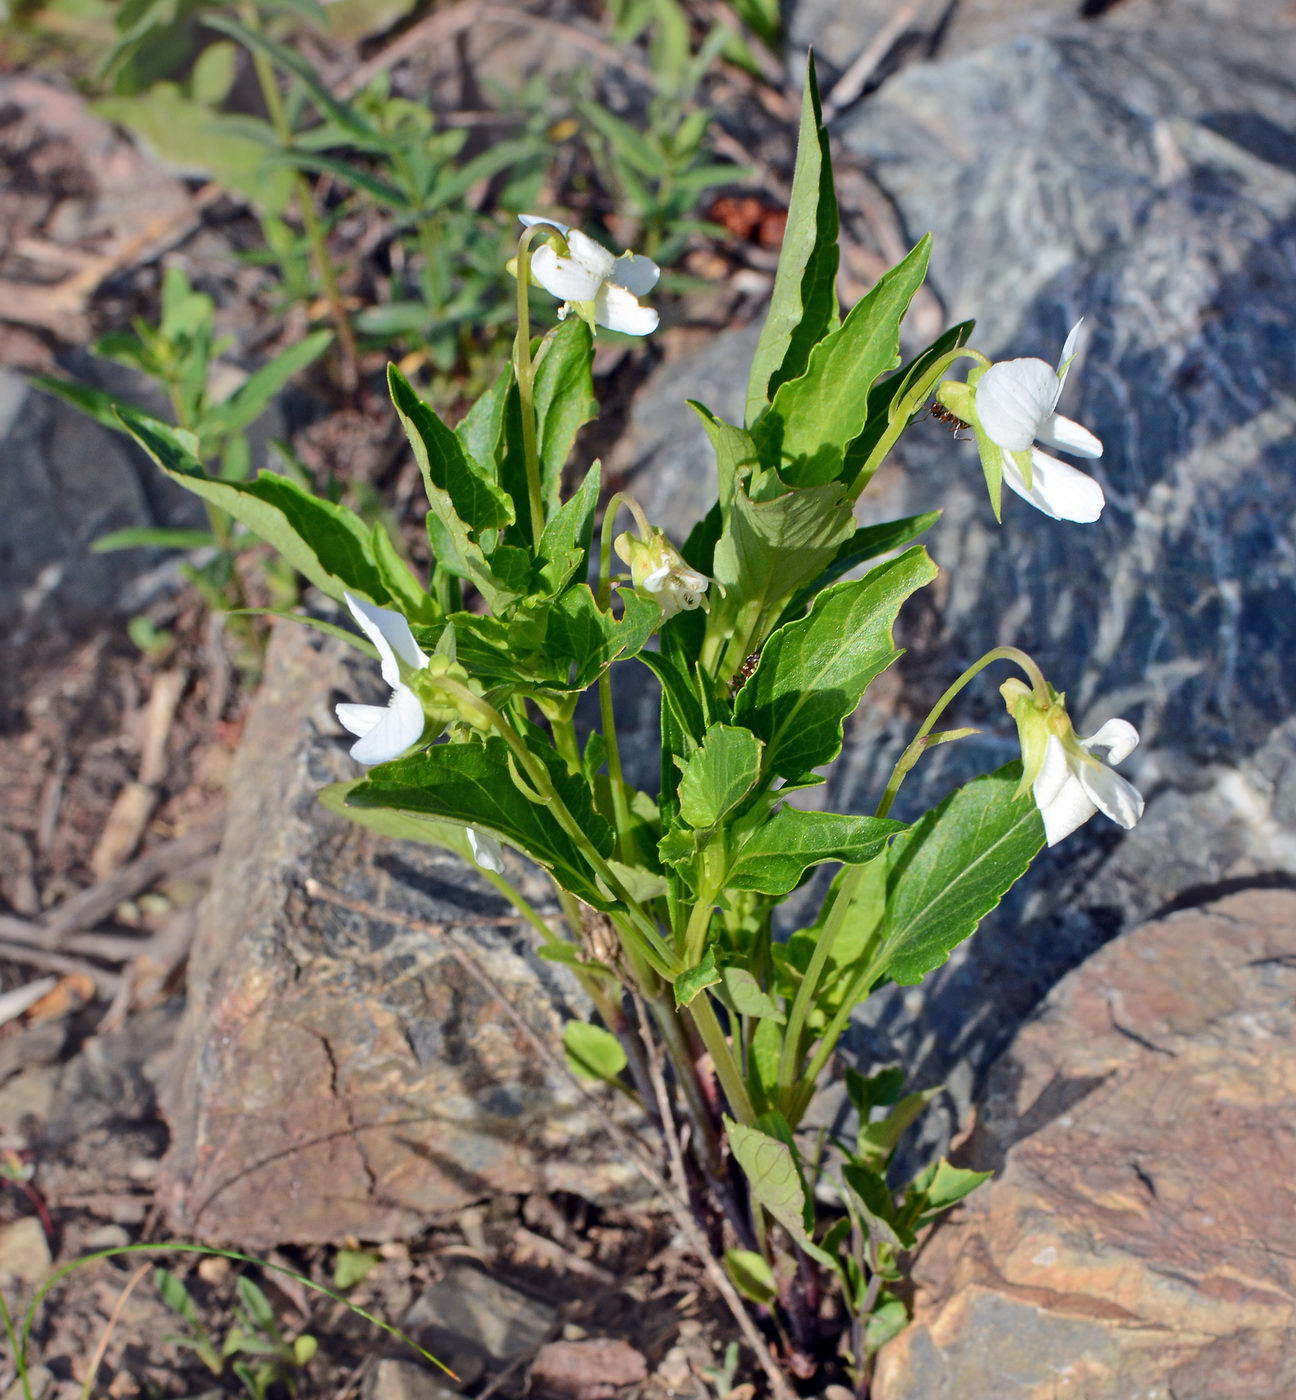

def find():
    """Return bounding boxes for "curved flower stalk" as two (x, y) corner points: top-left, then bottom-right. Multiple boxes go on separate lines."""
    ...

(517, 215), (660, 336)
(939, 321), (1105, 523)
(335, 592), (430, 765)
(615, 525), (712, 618)
(1001, 677), (1144, 845)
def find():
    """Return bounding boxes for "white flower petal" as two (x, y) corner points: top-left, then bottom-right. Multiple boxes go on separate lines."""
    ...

(594, 284), (659, 336)
(1033, 734), (1074, 814)
(1077, 761), (1144, 830)
(530, 245), (606, 302)
(1002, 449), (1105, 523)
(564, 229), (618, 280)
(467, 827), (505, 873)
(347, 684), (425, 766)
(641, 563), (671, 591)
(344, 592), (427, 687)
(611, 252), (660, 296)
(1056, 319), (1084, 383)
(1083, 718), (1140, 766)
(518, 212), (572, 236)
(336, 701), (386, 739)
(1038, 412), (1103, 459)
(975, 358), (1059, 450)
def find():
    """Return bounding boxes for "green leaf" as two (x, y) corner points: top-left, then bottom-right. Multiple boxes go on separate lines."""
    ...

(875, 763), (1045, 986)
(388, 365), (512, 536)
(783, 511), (941, 619)
(726, 807), (903, 896)
(203, 14), (376, 139)
(856, 1088), (940, 1170)
(533, 319), (597, 513)
(387, 365), (518, 610)
(563, 1021), (628, 1082)
(116, 407), (393, 605)
(542, 586), (662, 692)
(864, 1293), (910, 1354)
(842, 1163), (907, 1251)
(720, 967), (785, 1023)
(842, 319), (974, 483)
(347, 738), (617, 910)
(764, 236), (932, 485)
(33, 374), (136, 433)
(332, 1248), (382, 1291)
(370, 523), (436, 623)
(93, 87), (292, 208)
(726, 1118), (817, 1245)
(724, 1249), (777, 1305)
(677, 723), (763, 829)
(206, 330), (334, 438)
(317, 780), (470, 858)
(635, 650), (707, 748)
(190, 39), (237, 106)
(674, 946), (721, 1007)
(154, 1267), (200, 1326)
(236, 1276), (276, 1333)
(92, 527), (218, 553)
(536, 462), (600, 596)
(293, 1334), (319, 1366)
(454, 360), (510, 473)
(913, 1157), (993, 1216)
(734, 547), (938, 778)
(745, 54), (838, 423)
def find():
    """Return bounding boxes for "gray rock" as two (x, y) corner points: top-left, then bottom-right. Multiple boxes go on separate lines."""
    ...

(619, 18), (1296, 1138)
(362, 1358), (460, 1400)
(404, 1261), (557, 1366)
(157, 621), (639, 1247)
(0, 1217), (52, 1294)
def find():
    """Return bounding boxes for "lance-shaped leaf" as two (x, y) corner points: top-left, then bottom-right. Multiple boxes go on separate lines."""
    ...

(675, 947), (721, 1008)
(116, 406), (392, 605)
(874, 763), (1045, 987)
(764, 237), (932, 487)
(724, 1250), (777, 1305)
(725, 807), (903, 896)
(677, 724), (763, 830)
(347, 737), (616, 910)
(388, 366), (517, 608)
(735, 547), (938, 778)
(204, 329), (333, 439)
(745, 54), (838, 423)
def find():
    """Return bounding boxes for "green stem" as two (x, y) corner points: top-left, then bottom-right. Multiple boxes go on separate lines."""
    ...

(875, 644), (1046, 820)
(433, 678), (678, 976)
(689, 993), (756, 1124)
(846, 346), (991, 498)
(476, 865), (556, 945)
(776, 860), (868, 1110)
(240, 1), (358, 393)
(513, 225), (565, 546)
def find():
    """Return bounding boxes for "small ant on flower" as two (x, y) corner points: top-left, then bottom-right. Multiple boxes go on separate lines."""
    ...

(926, 401), (971, 436)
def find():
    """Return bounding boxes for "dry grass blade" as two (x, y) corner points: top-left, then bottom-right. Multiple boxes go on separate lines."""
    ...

(79, 1262), (152, 1400)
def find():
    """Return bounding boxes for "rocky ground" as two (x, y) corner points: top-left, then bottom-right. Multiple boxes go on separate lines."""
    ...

(2, 0), (1295, 1396)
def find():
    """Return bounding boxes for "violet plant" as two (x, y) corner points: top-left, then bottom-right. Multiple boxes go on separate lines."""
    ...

(115, 59), (1141, 1388)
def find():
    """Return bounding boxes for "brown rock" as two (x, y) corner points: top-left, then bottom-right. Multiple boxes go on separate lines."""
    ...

(157, 622), (637, 1246)
(529, 1338), (648, 1398)
(874, 888), (1296, 1399)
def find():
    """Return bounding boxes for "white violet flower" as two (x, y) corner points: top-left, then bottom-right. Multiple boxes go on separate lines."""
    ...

(1002, 678), (1144, 846)
(467, 828), (505, 874)
(938, 321), (1105, 523)
(335, 591), (429, 766)
(518, 214), (659, 336)
(615, 526), (712, 619)
(973, 320), (1105, 522)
